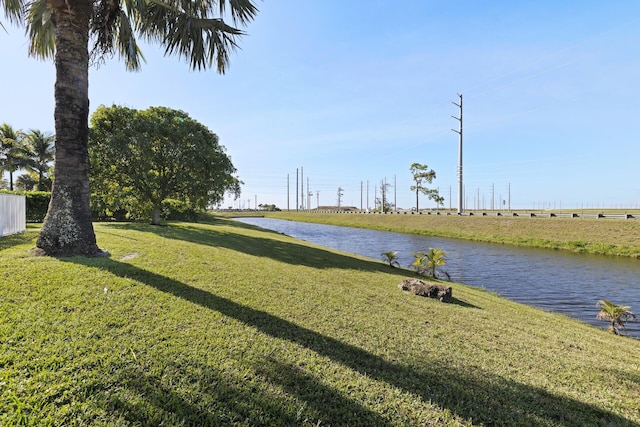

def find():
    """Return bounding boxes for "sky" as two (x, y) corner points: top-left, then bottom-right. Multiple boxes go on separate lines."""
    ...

(1, 1), (639, 211)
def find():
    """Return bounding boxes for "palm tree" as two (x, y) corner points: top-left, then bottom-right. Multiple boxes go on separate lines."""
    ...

(411, 248), (447, 278)
(16, 172), (38, 191)
(0, 123), (26, 191)
(410, 251), (429, 275)
(1, 1), (258, 256)
(381, 251), (400, 268)
(424, 248), (447, 278)
(596, 300), (637, 335)
(22, 129), (55, 191)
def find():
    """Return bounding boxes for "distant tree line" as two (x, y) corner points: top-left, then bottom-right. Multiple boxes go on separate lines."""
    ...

(0, 124), (55, 192)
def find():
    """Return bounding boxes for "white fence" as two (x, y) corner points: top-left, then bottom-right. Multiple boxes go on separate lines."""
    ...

(0, 194), (26, 237)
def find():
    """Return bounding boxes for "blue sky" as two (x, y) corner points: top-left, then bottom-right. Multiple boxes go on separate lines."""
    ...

(2, 1), (639, 210)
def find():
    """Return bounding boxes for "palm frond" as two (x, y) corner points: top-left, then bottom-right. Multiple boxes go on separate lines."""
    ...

(216, 0), (258, 26)
(1, 0), (26, 25)
(26, 0), (55, 59)
(135, 0), (256, 72)
(117, 9), (144, 70)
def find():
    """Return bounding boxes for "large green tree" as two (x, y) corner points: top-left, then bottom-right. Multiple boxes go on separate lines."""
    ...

(1, 0), (257, 256)
(0, 123), (26, 191)
(89, 105), (239, 225)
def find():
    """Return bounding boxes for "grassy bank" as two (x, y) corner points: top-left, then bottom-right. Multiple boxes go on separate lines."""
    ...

(263, 212), (640, 258)
(1, 220), (639, 426)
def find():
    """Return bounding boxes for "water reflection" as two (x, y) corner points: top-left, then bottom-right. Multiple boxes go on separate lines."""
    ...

(235, 217), (640, 337)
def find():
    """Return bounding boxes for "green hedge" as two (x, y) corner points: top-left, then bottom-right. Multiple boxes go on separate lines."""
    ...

(90, 194), (202, 223)
(2, 190), (202, 224)
(0, 190), (50, 222)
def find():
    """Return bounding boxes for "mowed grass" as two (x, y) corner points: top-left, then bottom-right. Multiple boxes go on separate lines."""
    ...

(1, 219), (639, 426)
(264, 212), (640, 258)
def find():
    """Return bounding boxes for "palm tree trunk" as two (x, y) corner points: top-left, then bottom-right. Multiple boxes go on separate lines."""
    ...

(36, 0), (99, 256)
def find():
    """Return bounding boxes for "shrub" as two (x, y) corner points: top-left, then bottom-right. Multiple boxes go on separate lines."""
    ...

(161, 199), (201, 222)
(411, 248), (447, 278)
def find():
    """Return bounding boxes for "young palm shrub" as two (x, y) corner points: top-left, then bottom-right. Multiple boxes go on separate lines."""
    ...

(411, 251), (429, 275)
(411, 248), (447, 278)
(596, 299), (637, 335)
(381, 250), (400, 268)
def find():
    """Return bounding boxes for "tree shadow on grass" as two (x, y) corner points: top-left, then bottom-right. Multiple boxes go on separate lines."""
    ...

(103, 221), (482, 308)
(0, 229), (38, 251)
(95, 355), (391, 426)
(104, 221), (414, 275)
(66, 255), (637, 426)
(254, 357), (395, 426)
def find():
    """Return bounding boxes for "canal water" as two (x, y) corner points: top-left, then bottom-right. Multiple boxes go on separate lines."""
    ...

(234, 217), (640, 337)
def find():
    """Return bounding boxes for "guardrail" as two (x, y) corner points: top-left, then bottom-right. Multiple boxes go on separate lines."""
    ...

(311, 209), (637, 219)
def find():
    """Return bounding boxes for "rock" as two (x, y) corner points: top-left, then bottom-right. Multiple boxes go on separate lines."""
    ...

(399, 279), (452, 303)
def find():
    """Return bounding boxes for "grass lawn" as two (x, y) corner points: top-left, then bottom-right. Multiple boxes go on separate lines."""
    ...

(1, 218), (639, 426)
(262, 212), (640, 258)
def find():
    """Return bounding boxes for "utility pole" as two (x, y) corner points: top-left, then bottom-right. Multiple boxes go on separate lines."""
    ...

(374, 185), (377, 211)
(316, 191), (320, 210)
(451, 93), (463, 214)
(287, 173), (290, 211)
(508, 182), (511, 211)
(394, 175), (397, 212)
(337, 187), (344, 210)
(360, 181), (363, 211)
(307, 177), (311, 211)
(380, 178), (387, 213)
(296, 168), (299, 212)
(491, 183), (495, 211)
(367, 180), (370, 211)
(300, 167), (304, 211)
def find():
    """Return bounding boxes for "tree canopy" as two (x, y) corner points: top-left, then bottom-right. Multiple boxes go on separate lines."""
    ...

(89, 105), (239, 224)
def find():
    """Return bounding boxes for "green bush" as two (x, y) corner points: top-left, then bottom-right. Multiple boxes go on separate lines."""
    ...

(0, 190), (50, 222)
(90, 193), (131, 222)
(161, 199), (201, 222)
(90, 193), (203, 223)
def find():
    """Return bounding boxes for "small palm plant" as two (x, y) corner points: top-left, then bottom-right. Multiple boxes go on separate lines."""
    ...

(381, 251), (400, 268)
(596, 300), (637, 335)
(411, 248), (447, 278)
(425, 248), (447, 277)
(410, 251), (428, 275)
